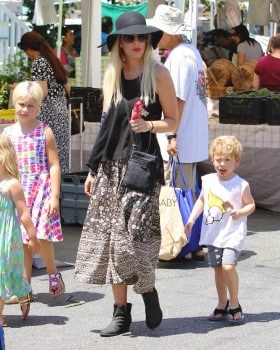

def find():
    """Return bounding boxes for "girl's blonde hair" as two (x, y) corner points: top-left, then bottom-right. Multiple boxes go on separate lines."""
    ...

(209, 135), (242, 160)
(0, 134), (20, 180)
(102, 34), (158, 111)
(12, 81), (44, 108)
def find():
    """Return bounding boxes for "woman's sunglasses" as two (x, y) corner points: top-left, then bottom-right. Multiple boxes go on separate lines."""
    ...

(121, 34), (149, 43)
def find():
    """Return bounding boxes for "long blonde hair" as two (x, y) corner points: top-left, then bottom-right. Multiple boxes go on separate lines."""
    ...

(0, 134), (20, 180)
(102, 35), (158, 111)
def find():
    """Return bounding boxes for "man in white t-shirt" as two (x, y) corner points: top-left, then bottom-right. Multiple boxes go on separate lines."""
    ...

(149, 5), (208, 193)
(149, 5), (209, 260)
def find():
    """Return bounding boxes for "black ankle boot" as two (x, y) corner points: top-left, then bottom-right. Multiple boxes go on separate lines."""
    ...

(100, 303), (132, 337)
(142, 288), (162, 329)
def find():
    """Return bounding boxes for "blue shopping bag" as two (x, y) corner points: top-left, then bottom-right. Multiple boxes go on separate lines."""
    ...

(170, 157), (193, 224)
(170, 157), (202, 256)
(0, 325), (5, 350)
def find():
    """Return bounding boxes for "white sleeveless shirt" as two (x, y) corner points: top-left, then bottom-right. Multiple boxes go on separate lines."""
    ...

(199, 173), (249, 252)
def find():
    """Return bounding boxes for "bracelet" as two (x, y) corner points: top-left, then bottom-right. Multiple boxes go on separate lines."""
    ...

(149, 121), (154, 132)
(166, 134), (177, 140)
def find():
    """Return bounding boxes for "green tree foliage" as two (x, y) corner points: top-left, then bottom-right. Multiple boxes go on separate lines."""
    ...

(0, 51), (31, 109)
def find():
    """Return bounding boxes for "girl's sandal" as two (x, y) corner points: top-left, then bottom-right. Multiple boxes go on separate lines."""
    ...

(19, 295), (31, 320)
(4, 295), (19, 305)
(6, 291), (34, 305)
(28, 291), (35, 302)
(49, 272), (65, 298)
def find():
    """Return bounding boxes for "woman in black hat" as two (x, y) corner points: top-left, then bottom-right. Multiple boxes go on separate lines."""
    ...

(74, 11), (178, 337)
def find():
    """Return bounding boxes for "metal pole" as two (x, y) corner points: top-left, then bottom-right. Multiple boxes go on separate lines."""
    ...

(56, 0), (63, 58)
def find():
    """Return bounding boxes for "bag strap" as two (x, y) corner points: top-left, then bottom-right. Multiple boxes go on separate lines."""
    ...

(170, 156), (190, 191)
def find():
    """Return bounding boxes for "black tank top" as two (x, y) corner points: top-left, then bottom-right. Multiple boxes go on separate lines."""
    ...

(87, 73), (164, 182)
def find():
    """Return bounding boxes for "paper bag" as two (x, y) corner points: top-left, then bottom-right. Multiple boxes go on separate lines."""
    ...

(159, 185), (188, 261)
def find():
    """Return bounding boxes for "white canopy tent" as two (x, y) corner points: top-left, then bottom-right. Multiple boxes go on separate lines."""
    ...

(31, 0), (278, 87)
(81, 0), (101, 88)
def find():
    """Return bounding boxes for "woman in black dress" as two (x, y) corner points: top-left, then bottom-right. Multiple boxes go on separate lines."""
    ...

(74, 12), (178, 337)
(18, 31), (70, 174)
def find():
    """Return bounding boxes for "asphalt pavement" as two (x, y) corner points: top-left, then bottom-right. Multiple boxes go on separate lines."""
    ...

(2, 207), (280, 350)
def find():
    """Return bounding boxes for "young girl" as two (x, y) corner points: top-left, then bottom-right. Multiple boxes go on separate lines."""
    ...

(3, 81), (65, 299)
(185, 135), (255, 324)
(0, 134), (40, 325)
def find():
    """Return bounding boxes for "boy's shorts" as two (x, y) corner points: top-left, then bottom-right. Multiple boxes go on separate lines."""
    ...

(207, 246), (240, 267)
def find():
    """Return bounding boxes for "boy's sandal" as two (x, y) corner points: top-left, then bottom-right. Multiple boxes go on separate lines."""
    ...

(49, 272), (65, 298)
(209, 300), (229, 321)
(19, 295), (31, 320)
(228, 304), (245, 324)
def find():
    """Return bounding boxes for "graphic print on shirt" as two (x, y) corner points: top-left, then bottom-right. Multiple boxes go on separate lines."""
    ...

(206, 190), (233, 225)
(196, 70), (207, 105)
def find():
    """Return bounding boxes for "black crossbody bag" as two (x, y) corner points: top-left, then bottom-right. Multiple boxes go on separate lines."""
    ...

(122, 127), (159, 193)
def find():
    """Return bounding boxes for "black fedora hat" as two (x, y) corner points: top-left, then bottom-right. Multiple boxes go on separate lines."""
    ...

(106, 11), (163, 51)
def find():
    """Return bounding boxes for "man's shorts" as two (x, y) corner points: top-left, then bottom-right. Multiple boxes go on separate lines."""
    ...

(207, 245), (240, 267)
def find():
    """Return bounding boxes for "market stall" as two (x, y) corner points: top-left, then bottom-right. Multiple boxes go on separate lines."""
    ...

(1, 117), (280, 212)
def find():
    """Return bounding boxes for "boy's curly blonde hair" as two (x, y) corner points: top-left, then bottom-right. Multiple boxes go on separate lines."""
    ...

(209, 135), (242, 160)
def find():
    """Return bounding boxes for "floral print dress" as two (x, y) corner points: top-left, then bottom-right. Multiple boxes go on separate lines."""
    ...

(3, 123), (63, 243)
(0, 180), (31, 300)
(32, 56), (69, 174)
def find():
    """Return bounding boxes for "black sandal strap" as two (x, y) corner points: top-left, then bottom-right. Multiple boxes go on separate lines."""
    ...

(213, 300), (229, 316)
(229, 304), (242, 317)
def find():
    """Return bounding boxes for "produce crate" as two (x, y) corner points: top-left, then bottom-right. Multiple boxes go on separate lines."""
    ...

(0, 109), (15, 124)
(219, 92), (267, 124)
(60, 172), (90, 225)
(70, 87), (103, 122)
(265, 95), (280, 125)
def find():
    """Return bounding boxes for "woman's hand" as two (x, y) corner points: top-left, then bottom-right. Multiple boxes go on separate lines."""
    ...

(84, 172), (95, 196)
(129, 118), (152, 133)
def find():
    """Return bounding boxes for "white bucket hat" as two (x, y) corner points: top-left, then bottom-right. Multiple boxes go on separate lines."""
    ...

(147, 5), (192, 35)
